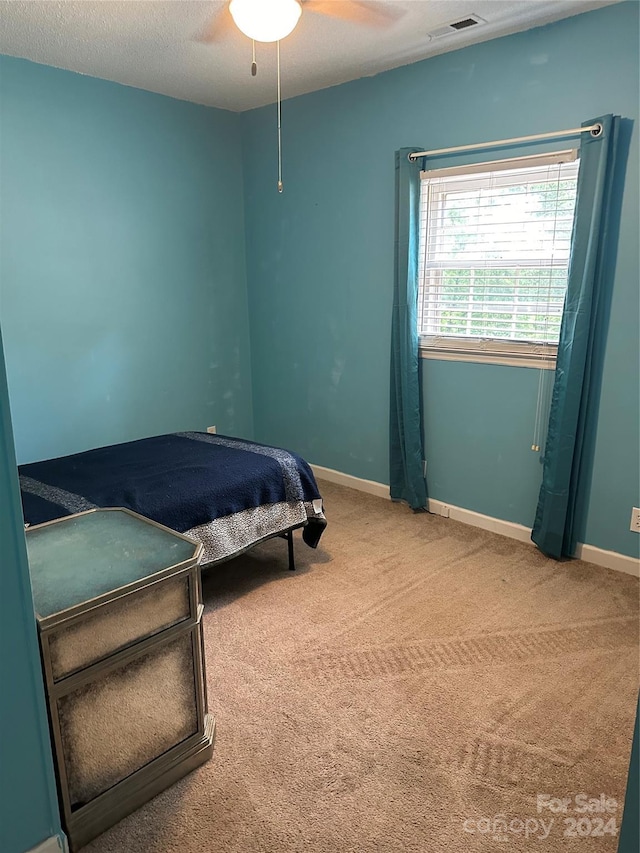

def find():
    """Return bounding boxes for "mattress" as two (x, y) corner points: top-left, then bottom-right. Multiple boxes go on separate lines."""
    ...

(19, 432), (326, 565)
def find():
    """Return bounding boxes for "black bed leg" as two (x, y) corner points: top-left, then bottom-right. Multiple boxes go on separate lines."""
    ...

(287, 530), (296, 571)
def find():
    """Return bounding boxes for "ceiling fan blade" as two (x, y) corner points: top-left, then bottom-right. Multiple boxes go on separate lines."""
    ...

(194, 5), (235, 44)
(304, 1), (403, 28)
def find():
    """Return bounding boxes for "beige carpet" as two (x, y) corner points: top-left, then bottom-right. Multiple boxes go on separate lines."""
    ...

(86, 481), (639, 852)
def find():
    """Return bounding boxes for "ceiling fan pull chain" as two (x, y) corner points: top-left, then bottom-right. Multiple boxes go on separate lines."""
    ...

(251, 39), (257, 76)
(277, 39), (283, 193)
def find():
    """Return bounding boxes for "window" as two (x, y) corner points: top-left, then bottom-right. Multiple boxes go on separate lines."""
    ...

(417, 150), (580, 367)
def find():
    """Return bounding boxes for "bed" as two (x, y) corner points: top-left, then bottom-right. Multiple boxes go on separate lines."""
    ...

(18, 431), (326, 569)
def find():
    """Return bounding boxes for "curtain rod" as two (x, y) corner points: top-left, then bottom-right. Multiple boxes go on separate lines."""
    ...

(408, 123), (603, 162)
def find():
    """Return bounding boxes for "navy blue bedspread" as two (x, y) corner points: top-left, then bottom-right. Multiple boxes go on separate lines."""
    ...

(19, 432), (326, 549)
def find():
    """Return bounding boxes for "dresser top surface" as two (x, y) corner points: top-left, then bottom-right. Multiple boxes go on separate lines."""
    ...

(26, 508), (199, 620)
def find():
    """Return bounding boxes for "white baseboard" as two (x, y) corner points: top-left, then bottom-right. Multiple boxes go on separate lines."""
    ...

(28, 836), (68, 853)
(310, 464), (390, 501)
(426, 498), (533, 543)
(311, 464), (640, 578)
(574, 543), (639, 578)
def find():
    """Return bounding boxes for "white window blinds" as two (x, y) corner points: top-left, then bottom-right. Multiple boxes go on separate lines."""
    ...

(418, 150), (580, 362)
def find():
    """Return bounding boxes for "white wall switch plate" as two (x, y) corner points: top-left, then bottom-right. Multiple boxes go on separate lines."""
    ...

(206, 425), (217, 434)
(630, 507), (640, 533)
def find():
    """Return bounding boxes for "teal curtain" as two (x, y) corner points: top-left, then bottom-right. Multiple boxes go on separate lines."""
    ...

(532, 115), (620, 559)
(390, 148), (427, 509)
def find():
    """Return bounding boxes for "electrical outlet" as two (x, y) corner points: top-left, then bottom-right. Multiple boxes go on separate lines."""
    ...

(422, 459), (427, 478)
(206, 425), (217, 434)
(630, 507), (640, 533)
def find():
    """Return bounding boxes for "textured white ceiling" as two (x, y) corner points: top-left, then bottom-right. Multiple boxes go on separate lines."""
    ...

(0, 1), (619, 111)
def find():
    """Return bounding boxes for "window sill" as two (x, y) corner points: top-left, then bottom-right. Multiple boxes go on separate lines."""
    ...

(419, 347), (557, 370)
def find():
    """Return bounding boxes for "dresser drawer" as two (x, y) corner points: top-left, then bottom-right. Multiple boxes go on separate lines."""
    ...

(54, 625), (200, 809)
(43, 570), (199, 681)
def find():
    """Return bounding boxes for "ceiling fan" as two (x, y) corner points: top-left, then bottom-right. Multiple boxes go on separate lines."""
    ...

(197, 0), (402, 46)
(196, 1), (403, 193)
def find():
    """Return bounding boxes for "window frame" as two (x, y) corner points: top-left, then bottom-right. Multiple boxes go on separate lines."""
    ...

(417, 149), (580, 369)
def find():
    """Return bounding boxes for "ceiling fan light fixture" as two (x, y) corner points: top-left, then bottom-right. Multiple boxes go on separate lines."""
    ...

(229, 0), (302, 43)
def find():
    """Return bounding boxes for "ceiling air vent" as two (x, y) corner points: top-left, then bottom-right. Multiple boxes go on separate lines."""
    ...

(428, 14), (486, 39)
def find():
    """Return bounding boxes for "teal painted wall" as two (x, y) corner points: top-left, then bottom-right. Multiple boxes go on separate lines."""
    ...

(421, 361), (553, 525)
(241, 2), (640, 558)
(0, 330), (63, 853)
(0, 56), (253, 465)
(618, 695), (640, 852)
